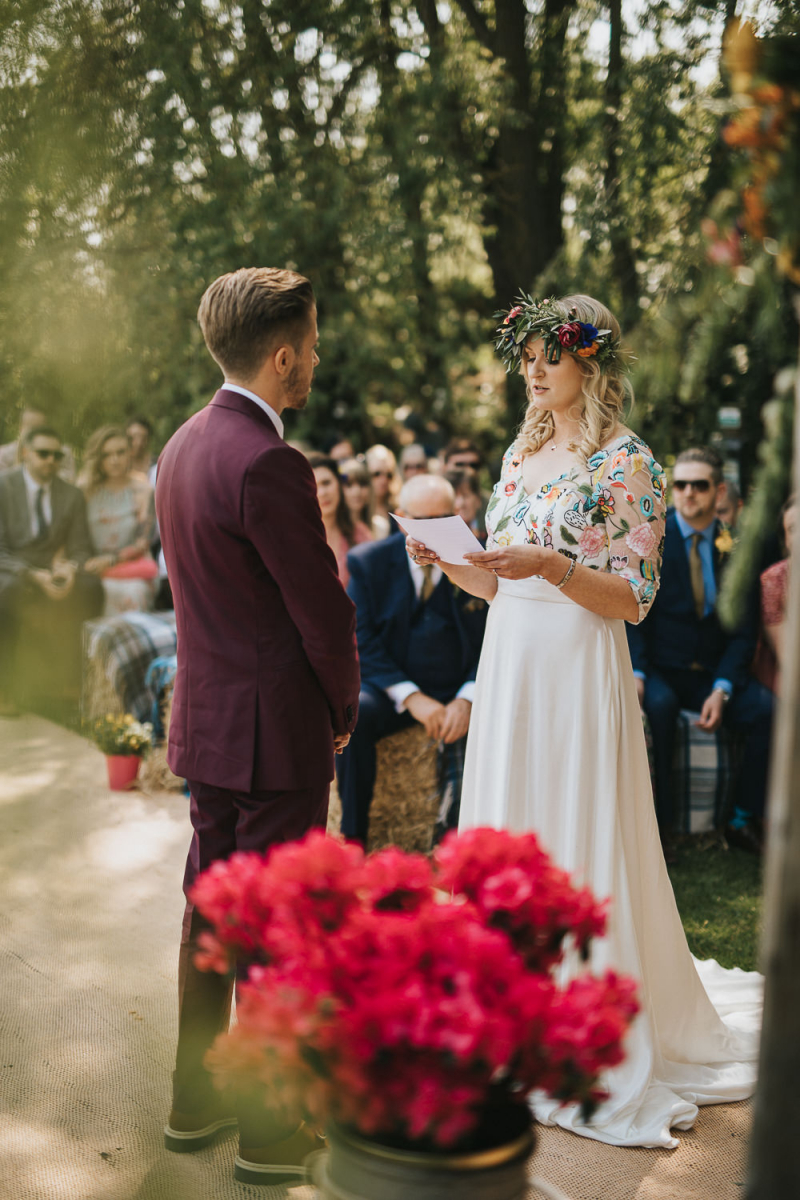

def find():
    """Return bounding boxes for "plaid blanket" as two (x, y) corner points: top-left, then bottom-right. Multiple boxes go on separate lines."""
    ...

(671, 709), (733, 834)
(83, 611), (178, 723)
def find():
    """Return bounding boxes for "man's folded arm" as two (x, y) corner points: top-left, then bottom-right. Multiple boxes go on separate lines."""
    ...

(244, 447), (360, 734)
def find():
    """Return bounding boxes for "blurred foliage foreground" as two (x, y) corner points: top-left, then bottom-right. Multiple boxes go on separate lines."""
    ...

(0, 1), (797, 492)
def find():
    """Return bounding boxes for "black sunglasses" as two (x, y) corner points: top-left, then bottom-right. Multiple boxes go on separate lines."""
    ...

(33, 448), (64, 461)
(673, 479), (711, 493)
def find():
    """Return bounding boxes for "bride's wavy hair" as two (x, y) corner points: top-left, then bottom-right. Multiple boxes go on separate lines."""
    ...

(516, 294), (633, 466)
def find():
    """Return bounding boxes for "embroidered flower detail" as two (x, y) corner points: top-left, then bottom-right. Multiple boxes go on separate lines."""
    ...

(610, 554), (629, 571)
(496, 531), (513, 546)
(505, 482), (517, 495)
(639, 495), (654, 518)
(593, 487), (615, 516)
(626, 523), (658, 559)
(579, 526), (606, 557)
(564, 508), (587, 530)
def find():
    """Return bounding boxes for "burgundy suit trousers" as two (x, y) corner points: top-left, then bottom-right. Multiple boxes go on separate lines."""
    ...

(174, 778), (329, 1127)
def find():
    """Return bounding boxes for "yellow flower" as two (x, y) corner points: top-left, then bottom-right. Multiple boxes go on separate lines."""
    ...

(496, 532), (513, 546)
(715, 528), (735, 554)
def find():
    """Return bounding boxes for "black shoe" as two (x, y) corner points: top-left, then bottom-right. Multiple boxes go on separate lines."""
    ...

(235, 1124), (322, 1185)
(164, 1103), (237, 1152)
(724, 821), (763, 856)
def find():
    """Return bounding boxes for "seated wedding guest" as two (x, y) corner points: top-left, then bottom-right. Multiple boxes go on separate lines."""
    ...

(440, 436), (482, 473)
(328, 436), (355, 464)
(0, 404), (76, 482)
(126, 415), (155, 481)
(627, 446), (773, 857)
(80, 425), (157, 616)
(445, 466), (485, 538)
(0, 426), (103, 716)
(336, 473), (488, 845)
(308, 453), (372, 589)
(399, 443), (429, 480)
(365, 443), (401, 531)
(752, 495), (796, 696)
(339, 457), (387, 541)
(716, 479), (743, 529)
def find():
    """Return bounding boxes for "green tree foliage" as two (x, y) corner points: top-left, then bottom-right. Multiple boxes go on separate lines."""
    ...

(0, 0), (789, 471)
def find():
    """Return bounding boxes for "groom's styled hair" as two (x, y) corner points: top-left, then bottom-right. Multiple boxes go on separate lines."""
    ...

(198, 267), (315, 382)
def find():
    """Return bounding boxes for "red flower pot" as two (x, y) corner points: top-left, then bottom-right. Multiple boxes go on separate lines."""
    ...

(106, 754), (141, 791)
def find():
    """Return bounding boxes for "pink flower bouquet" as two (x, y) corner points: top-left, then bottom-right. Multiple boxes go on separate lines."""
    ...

(191, 828), (639, 1151)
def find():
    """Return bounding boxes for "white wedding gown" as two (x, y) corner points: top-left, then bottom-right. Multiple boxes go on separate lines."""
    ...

(458, 437), (762, 1148)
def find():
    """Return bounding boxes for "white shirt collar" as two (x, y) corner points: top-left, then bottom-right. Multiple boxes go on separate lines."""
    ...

(22, 465), (51, 499)
(222, 383), (284, 440)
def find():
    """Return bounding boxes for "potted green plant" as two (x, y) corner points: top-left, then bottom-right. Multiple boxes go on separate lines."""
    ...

(89, 712), (153, 790)
(191, 828), (639, 1198)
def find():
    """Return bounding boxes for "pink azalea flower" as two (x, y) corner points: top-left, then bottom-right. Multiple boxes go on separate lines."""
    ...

(578, 526), (606, 557)
(625, 522), (658, 560)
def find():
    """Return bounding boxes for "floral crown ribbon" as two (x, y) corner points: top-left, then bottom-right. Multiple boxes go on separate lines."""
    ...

(493, 293), (620, 374)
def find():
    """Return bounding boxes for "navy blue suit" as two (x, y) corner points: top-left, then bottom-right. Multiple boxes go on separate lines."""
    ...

(627, 510), (773, 829)
(336, 532), (488, 842)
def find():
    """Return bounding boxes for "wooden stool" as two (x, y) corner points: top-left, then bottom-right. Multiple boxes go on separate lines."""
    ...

(327, 724), (440, 853)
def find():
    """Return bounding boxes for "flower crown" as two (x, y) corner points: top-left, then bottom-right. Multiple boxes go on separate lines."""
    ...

(493, 293), (620, 374)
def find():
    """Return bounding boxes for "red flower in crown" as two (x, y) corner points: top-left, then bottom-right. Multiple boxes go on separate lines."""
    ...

(503, 305), (523, 325)
(556, 322), (582, 347)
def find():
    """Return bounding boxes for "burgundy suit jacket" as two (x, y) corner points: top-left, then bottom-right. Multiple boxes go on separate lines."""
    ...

(156, 389), (360, 792)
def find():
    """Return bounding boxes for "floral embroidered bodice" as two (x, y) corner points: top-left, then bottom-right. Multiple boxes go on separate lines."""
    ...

(486, 434), (667, 622)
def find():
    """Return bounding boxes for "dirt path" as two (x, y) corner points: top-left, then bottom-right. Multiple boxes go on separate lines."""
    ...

(0, 716), (750, 1200)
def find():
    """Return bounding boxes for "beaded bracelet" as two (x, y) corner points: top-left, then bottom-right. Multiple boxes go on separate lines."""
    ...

(554, 558), (577, 590)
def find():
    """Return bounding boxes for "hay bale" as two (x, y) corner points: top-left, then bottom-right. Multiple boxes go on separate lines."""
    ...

(327, 724), (440, 853)
(139, 686), (183, 793)
(80, 651), (121, 726)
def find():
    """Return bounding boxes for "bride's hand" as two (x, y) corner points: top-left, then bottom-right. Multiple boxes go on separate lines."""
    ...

(463, 545), (554, 580)
(406, 536), (439, 566)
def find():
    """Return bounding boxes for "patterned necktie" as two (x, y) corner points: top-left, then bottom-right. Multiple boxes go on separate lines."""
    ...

(35, 487), (49, 540)
(689, 533), (705, 620)
(420, 564), (436, 603)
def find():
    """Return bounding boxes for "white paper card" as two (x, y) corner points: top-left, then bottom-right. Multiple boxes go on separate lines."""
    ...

(391, 513), (484, 565)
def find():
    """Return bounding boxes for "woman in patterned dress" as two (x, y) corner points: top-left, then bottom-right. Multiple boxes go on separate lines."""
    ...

(406, 294), (761, 1149)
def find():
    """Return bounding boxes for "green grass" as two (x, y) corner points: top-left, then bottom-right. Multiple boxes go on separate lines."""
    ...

(668, 836), (764, 973)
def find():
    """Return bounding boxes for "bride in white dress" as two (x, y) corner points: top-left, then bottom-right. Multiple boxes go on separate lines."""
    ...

(406, 294), (762, 1149)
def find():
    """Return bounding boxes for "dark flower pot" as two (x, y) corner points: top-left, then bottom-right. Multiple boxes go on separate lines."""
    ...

(312, 1105), (535, 1200)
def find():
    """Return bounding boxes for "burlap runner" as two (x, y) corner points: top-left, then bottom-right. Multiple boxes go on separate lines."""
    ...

(0, 716), (750, 1200)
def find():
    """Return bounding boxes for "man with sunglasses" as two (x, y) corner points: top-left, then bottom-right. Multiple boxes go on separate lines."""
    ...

(627, 447), (773, 856)
(0, 427), (102, 716)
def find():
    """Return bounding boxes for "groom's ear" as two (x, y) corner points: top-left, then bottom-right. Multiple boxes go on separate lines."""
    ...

(272, 343), (296, 377)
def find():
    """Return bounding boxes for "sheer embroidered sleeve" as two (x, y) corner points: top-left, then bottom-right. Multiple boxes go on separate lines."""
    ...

(590, 439), (667, 624)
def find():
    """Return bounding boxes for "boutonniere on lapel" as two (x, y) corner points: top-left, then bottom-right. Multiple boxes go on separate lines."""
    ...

(715, 527), (735, 556)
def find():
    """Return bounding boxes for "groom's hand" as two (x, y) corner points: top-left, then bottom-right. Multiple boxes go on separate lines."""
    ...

(334, 733), (351, 754)
(405, 692), (446, 740)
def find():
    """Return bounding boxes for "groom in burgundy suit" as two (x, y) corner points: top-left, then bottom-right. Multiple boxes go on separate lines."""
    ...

(156, 267), (360, 1185)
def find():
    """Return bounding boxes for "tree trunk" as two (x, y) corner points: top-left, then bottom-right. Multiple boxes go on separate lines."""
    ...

(480, 0), (568, 310)
(745, 297), (800, 1197)
(604, 0), (639, 326)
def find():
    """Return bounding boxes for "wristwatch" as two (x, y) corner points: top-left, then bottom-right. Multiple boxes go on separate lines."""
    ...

(712, 686), (731, 705)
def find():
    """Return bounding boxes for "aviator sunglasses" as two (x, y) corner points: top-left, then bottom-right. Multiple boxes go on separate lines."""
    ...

(32, 448), (65, 461)
(672, 479), (711, 494)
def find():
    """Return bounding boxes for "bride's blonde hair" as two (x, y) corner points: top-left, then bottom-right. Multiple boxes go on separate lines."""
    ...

(516, 294), (633, 465)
